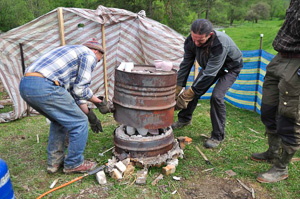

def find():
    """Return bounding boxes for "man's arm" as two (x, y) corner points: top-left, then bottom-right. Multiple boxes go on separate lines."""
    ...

(177, 36), (196, 87)
(192, 44), (227, 96)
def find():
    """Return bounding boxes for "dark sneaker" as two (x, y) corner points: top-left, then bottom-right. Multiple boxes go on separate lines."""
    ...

(257, 166), (288, 183)
(47, 163), (63, 174)
(171, 120), (191, 129)
(204, 138), (221, 148)
(63, 160), (97, 174)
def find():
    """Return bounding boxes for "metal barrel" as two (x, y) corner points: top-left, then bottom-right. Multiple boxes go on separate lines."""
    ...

(0, 158), (15, 199)
(113, 125), (174, 158)
(113, 65), (177, 129)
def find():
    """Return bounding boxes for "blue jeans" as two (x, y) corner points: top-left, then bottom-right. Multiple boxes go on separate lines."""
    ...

(19, 76), (89, 169)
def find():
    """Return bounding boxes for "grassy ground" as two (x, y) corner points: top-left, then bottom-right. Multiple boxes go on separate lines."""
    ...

(222, 19), (283, 55)
(0, 100), (299, 198)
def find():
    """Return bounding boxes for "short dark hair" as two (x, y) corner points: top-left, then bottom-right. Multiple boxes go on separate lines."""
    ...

(191, 19), (213, 36)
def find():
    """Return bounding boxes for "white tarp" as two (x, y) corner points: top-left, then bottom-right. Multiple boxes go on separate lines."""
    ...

(0, 5), (185, 122)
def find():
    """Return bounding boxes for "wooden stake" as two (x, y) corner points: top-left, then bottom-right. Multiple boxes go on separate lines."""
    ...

(194, 61), (200, 80)
(101, 24), (108, 101)
(57, 7), (65, 46)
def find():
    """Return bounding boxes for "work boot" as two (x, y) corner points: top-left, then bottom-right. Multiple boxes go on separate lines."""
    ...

(63, 160), (97, 174)
(251, 134), (281, 163)
(171, 120), (191, 129)
(47, 162), (63, 174)
(257, 150), (295, 183)
(204, 138), (221, 148)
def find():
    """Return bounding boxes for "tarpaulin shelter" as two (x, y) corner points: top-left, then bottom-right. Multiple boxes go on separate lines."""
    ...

(0, 5), (185, 122)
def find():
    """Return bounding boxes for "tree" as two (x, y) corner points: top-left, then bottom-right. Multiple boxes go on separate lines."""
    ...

(223, 0), (247, 26)
(245, 2), (271, 23)
(0, 0), (34, 32)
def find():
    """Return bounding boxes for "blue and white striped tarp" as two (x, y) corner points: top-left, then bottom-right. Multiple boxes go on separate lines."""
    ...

(187, 50), (275, 114)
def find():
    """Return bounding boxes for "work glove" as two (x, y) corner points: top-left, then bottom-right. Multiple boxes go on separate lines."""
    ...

(175, 86), (183, 100)
(94, 96), (115, 114)
(175, 87), (195, 110)
(87, 109), (103, 133)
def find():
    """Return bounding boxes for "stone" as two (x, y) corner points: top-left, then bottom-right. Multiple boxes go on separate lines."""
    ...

(167, 159), (178, 167)
(96, 170), (107, 185)
(136, 169), (148, 185)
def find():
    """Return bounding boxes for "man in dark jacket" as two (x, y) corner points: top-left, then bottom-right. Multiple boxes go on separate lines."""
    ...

(173, 19), (243, 148)
(251, 0), (300, 183)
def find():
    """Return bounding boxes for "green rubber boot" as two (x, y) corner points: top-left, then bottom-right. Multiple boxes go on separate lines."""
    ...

(257, 150), (295, 183)
(251, 133), (281, 163)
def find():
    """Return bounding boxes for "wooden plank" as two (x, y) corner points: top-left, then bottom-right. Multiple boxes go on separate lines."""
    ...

(101, 24), (108, 100)
(194, 61), (199, 80)
(57, 7), (65, 46)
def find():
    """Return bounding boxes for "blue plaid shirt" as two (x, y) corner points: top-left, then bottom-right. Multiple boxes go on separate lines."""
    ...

(26, 45), (98, 105)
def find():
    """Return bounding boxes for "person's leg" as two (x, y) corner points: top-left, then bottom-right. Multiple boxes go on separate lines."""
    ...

(204, 68), (240, 148)
(40, 85), (89, 169)
(19, 77), (92, 171)
(256, 55), (300, 183)
(251, 54), (282, 162)
(46, 121), (68, 173)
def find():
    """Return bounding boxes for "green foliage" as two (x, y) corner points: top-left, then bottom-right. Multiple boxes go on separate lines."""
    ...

(0, 0), (290, 35)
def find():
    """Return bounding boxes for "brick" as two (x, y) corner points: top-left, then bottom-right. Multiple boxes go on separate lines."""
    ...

(121, 158), (131, 167)
(111, 168), (122, 180)
(123, 164), (135, 177)
(162, 164), (176, 176)
(179, 141), (186, 149)
(96, 170), (107, 185)
(115, 161), (127, 173)
(184, 137), (192, 144)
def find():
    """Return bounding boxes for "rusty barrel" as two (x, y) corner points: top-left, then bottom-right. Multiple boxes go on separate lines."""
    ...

(114, 125), (174, 158)
(113, 65), (177, 129)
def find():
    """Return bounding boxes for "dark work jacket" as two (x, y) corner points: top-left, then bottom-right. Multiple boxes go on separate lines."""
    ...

(177, 30), (243, 97)
(273, 0), (300, 53)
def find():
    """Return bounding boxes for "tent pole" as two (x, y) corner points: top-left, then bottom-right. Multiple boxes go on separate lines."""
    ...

(101, 24), (108, 101)
(19, 43), (30, 116)
(57, 7), (66, 46)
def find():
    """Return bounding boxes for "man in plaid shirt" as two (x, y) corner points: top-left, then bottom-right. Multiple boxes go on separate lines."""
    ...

(251, 0), (300, 183)
(19, 39), (105, 174)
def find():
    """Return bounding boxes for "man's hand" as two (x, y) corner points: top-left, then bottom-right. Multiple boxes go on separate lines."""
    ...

(87, 109), (103, 133)
(175, 86), (183, 100)
(175, 87), (195, 110)
(94, 96), (115, 114)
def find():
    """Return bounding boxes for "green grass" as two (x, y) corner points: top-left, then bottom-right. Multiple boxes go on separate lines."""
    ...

(222, 19), (284, 55)
(0, 100), (299, 198)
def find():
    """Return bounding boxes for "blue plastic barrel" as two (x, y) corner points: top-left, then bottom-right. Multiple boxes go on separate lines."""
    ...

(0, 158), (15, 199)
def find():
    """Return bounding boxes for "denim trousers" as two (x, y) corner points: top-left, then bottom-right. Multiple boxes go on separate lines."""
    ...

(19, 76), (89, 169)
